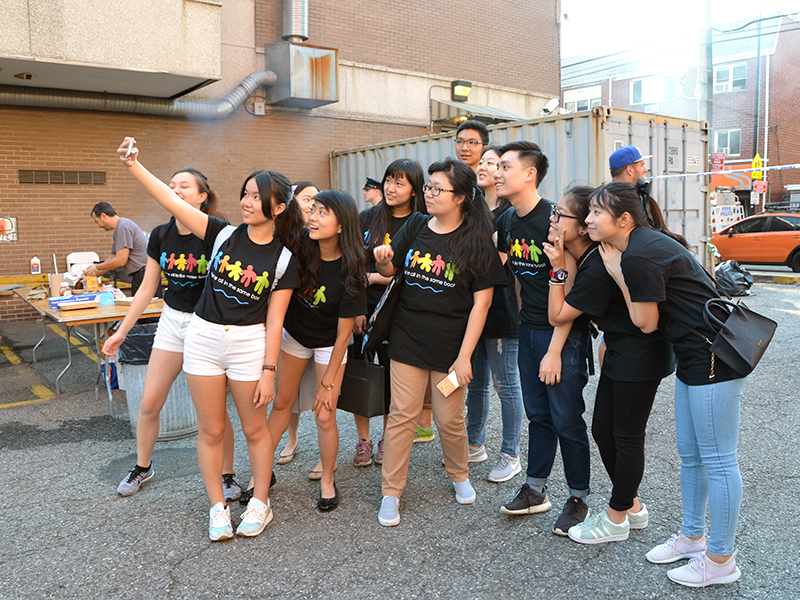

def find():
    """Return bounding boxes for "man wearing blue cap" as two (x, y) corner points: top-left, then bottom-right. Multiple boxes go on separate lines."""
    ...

(363, 177), (383, 206)
(609, 145), (651, 185)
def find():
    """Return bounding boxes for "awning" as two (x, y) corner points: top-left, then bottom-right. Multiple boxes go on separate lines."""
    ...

(432, 98), (528, 123)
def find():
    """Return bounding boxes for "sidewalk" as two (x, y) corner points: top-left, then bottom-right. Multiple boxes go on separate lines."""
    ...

(1, 283), (798, 599)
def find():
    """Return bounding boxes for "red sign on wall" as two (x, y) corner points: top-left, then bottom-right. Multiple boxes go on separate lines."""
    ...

(711, 152), (725, 170)
(752, 180), (768, 194)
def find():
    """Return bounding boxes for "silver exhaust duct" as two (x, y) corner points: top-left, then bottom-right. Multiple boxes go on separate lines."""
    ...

(281, 0), (309, 42)
(0, 70), (277, 120)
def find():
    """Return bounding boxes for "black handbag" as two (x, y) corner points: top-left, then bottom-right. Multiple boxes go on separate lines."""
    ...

(337, 357), (387, 418)
(703, 298), (777, 380)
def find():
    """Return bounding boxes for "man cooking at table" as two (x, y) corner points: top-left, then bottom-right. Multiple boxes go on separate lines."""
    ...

(85, 202), (156, 296)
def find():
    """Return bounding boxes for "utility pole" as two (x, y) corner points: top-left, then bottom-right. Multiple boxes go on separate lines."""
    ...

(753, 11), (762, 158)
(700, 0), (713, 129)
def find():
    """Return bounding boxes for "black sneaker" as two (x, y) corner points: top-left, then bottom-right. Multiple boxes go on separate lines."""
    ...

(117, 463), (154, 496)
(553, 496), (589, 536)
(222, 473), (242, 502)
(500, 484), (552, 515)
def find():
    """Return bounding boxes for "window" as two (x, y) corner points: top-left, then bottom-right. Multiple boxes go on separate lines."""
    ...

(768, 216), (800, 231)
(631, 74), (678, 104)
(715, 129), (741, 156)
(18, 170), (106, 185)
(732, 217), (766, 234)
(563, 86), (601, 112)
(714, 64), (747, 93)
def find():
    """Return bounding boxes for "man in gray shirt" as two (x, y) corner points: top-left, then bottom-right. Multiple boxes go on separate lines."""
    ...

(85, 202), (153, 295)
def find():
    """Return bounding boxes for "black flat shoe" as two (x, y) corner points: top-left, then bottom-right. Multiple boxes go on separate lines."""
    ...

(239, 473), (276, 505)
(317, 483), (339, 512)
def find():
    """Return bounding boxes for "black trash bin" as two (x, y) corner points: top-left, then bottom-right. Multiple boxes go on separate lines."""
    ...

(118, 324), (197, 441)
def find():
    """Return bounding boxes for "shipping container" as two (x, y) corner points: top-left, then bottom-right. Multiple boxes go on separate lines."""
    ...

(331, 107), (711, 260)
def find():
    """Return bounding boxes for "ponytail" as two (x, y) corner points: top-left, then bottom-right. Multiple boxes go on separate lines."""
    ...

(173, 167), (218, 216)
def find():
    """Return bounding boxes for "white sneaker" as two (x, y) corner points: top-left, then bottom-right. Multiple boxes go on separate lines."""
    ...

(468, 445), (488, 463)
(378, 496), (400, 527)
(453, 478), (476, 504)
(488, 453), (522, 482)
(208, 502), (233, 541)
(646, 533), (706, 564)
(236, 497), (273, 537)
(667, 552), (741, 588)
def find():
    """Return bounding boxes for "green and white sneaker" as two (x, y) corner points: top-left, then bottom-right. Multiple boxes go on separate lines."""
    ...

(567, 510), (630, 544)
(413, 425), (434, 443)
(236, 497), (273, 537)
(628, 503), (649, 530)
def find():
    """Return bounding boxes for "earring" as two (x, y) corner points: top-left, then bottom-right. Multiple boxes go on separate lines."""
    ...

(579, 230), (585, 236)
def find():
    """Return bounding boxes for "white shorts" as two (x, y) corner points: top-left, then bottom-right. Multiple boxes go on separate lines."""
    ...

(152, 304), (193, 353)
(281, 329), (346, 367)
(183, 314), (266, 382)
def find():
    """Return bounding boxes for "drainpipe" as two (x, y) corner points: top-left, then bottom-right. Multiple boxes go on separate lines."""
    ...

(282, 0), (309, 42)
(0, 71), (276, 120)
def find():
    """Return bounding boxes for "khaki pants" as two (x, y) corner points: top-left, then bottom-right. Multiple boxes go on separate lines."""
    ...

(381, 360), (469, 497)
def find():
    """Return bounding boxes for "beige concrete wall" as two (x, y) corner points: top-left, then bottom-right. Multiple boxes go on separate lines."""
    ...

(0, 0), (221, 77)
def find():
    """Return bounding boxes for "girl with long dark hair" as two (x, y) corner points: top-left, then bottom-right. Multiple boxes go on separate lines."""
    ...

(104, 168), (241, 502)
(267, 190), (367, 510)
(586, 181), (746, 588)
(349, 159), (426, 467)
(117, 138), (303, 541)
(466, 146), (524, 481)
(373, 157), (506, 526)
(540, 185), (674, 545)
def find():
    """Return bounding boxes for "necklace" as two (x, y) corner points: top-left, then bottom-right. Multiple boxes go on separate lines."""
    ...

(577, 245), (598, 270)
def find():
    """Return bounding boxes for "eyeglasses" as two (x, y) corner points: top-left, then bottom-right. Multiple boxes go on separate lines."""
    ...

(455, 139), (485, 148)
(423, 184), (454, 197)
(551, 206), (581, 223)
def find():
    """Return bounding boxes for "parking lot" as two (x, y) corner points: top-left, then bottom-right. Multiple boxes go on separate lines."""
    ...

(1, 282), (798, 599)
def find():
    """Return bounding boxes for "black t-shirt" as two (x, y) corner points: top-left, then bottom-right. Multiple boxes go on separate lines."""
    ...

(497, 200), (554, 329)
(147, 218), (209, 313)
(621, 226), (735, 385)
(388, 213), (507, 373)
(360, 205), (413, 309)
(193, 217), (300, 326)
(564, 244), (675, 382)
(284, 257), (367, 348)
(482, 206), (519, 338)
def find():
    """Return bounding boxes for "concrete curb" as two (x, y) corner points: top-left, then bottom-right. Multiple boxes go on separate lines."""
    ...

(752, 273), (800, 285)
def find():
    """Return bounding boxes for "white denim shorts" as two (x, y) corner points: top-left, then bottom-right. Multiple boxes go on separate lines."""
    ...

(151, 304), (193, 353)
(281, 328), (346, 367)
(183, 314), (266, 381)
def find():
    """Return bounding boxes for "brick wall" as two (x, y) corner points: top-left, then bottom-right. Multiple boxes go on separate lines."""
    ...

(766, 17), (800, 202)
(0, 296), (39, 322)
(0, 105), (422, 319)
(255, 0), (561, 96)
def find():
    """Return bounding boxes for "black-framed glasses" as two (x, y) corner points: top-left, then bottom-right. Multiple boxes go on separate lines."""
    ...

(455, 139), (485, 148)
(423, 184), (454, 197)
(551, 205), (580, 223)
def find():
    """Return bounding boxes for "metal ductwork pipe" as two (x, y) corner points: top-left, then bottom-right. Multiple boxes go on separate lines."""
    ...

(281, 0), (309, 42)
(0, 70), (277, 120)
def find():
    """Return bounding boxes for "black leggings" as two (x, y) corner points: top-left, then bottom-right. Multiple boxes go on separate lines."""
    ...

(592, 374), (662, 512)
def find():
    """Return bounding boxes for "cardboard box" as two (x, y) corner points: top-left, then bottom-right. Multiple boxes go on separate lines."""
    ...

(48, 291), (115, 310)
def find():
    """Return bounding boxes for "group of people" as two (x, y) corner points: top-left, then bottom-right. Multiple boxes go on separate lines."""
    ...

(103, 123), (747, 589)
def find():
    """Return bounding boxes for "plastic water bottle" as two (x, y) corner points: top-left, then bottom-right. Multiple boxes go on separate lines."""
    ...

(31, 255), (41, 274)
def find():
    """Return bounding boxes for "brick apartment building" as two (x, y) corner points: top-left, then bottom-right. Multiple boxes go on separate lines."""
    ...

(0, 0), (559, 320)
(560, 14), (800, 212)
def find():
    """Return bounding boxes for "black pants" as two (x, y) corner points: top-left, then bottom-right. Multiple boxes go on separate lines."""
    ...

(592, 374), (662, 511)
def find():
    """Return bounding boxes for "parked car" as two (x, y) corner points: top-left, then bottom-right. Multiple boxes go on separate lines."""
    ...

(712, 211), (800, 272)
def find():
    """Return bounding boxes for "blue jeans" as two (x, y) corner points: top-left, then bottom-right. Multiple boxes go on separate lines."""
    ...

(675, 377), (745, 556)
(466, 337), (524, 457)
(518, 324), (590, 497)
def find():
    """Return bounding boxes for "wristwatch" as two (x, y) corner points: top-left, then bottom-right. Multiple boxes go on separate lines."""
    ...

(321, 381), (335, 391)
(549, 268), (568, 283)
(262, 364), (277, 372)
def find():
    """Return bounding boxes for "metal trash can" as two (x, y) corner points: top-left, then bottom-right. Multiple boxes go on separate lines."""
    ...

(118, 324), (198, 441)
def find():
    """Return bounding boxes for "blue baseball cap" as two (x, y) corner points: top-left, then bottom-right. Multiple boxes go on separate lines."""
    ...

(609, 145), (652, 170)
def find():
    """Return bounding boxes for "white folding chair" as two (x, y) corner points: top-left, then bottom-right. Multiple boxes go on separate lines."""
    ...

(66, 251), (100, 275)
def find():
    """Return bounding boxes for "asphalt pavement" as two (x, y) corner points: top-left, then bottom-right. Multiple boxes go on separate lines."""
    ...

(0, 282), (798, 599)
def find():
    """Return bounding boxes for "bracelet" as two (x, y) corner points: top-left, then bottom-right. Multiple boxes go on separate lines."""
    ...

(549, 279), (567, 286)
(320, 381), (335, 391)
(262, 364), (277, 372)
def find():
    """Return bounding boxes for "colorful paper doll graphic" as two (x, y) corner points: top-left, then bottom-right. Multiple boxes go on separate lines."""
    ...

(254, 271), (271, 294)
(240, 265), (257, 287)
(226, 260), (243, 281)
(197, 254), (208, 275)
(312, 286), (327, 305)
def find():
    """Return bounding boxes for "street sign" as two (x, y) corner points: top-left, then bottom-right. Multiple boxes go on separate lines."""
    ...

(750, 191), (760, 206)
(753, 180), (768, 194)
(712, 152), (725, 170)
(751, 153), (763, 179)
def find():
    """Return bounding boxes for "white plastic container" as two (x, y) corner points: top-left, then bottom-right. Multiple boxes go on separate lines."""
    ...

(30, 255), (41, 274)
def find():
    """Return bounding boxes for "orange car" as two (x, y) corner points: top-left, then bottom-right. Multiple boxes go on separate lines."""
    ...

(712, 211), (800, 272)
